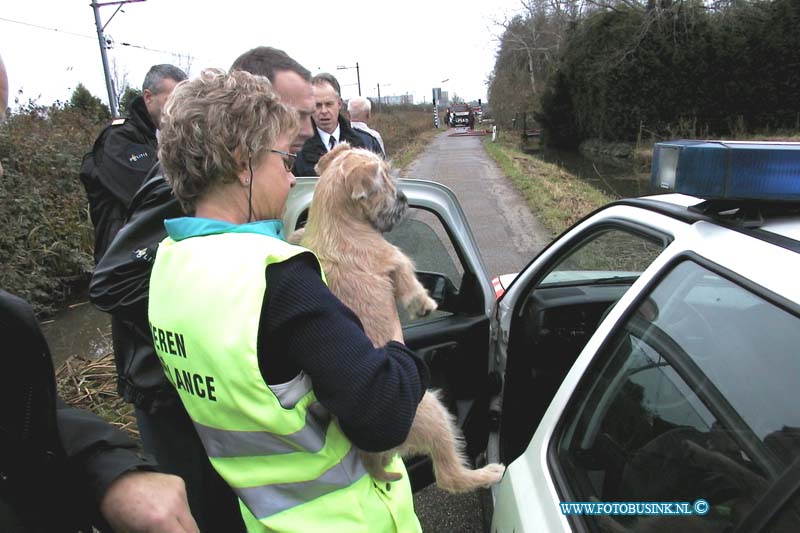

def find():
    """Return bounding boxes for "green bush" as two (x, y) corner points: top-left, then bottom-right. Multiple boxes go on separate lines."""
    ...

(0, 102), (104, 316)
(69, 83), (111, 123)
(536, 69), (579, 149)
(119, 86), (142, 115)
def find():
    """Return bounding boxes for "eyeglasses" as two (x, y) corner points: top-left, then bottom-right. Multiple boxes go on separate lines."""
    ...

(270, 149), (297, 172)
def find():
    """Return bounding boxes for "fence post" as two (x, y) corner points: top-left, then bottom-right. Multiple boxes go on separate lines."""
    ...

(522, 112), (527, 140)
(637, 120), (643, 151)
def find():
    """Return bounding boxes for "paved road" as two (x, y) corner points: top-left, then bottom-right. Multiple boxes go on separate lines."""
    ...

(402, 128), (550, 531)
(400, 129), (550, 279)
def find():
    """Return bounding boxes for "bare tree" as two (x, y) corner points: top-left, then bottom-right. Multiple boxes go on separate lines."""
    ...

(110, 57), (130, 114)
(172, 52), (194, 78)
(494, 0), (587, 99)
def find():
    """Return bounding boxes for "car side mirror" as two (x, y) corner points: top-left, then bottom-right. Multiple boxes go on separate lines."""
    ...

(416, 271), (459, 311)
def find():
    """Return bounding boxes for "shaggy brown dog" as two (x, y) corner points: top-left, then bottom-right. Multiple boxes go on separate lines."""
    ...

(297, 143), (505, 493)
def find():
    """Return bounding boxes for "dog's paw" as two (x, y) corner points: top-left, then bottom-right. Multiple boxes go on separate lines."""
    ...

(436, 463), (506, 493)
(408, 294), (437, 319)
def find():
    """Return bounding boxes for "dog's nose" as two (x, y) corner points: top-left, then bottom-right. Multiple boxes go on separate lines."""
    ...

(397, 190), (408, 204)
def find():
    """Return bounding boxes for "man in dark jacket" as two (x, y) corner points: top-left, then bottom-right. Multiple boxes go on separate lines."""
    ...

(79, 64), (186, 264)
(294, 72), (384, 176)
(0, 290), (198, 532)
(90, 47), (317, 532)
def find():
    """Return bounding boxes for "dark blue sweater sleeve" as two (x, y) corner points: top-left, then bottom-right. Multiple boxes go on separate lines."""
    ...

(259, 253), (429, 452)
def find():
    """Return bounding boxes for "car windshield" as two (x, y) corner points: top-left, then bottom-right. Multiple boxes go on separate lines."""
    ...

(537, 228), (664, 288)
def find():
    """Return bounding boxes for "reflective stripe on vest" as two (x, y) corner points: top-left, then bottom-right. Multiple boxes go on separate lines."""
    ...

(239, 444), (366, 519)
(195, 401), (332, 457)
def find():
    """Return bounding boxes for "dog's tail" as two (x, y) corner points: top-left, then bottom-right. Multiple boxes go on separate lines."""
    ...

(403, 391), (506, 493)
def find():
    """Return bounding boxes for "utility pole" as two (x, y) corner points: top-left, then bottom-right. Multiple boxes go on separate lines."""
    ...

(90, 0), (146, 117)
(376, 82), (391, 112)
(336, 62), (361, 97)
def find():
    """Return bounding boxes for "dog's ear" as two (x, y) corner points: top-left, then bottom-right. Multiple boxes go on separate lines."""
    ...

(315, 142), (351, 176)
(348, 160), (381, 201)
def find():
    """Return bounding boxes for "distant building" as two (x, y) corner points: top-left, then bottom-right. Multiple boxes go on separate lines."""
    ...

(380, 94), (414, 106)
(432, 88), (449, 107)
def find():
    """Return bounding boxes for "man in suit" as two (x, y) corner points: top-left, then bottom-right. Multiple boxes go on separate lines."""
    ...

(294, 73), (383, 176)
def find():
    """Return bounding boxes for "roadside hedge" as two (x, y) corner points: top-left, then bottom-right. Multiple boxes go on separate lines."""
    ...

(0, 103), (103, 316)
(538, 0), (800, 145)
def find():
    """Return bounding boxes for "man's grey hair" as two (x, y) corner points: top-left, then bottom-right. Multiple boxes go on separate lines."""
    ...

(311, 73), (341, 97)
(348, 96), (371, 120)
(142, 64), (188, 93)
(230, 46), (311, 83)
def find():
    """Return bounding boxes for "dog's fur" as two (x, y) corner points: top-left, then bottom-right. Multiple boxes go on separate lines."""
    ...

(296, 143), (505, 493)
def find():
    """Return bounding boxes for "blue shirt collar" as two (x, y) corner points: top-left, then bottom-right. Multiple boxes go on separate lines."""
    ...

(164, 217), (285, 241)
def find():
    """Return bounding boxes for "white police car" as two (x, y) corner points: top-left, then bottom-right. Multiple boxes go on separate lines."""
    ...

(284, 141), (800, 532)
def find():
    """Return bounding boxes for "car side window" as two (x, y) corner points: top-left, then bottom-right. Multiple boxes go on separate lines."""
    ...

(385, 207), (464, 325)
(500, 226), (667, 464)
(542, 227), (664, 285)
(553, 260), (800, 532)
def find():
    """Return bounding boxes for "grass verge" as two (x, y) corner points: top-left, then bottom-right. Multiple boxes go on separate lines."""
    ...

(483, 137), (613, 236)
(371, 106), (438, 170)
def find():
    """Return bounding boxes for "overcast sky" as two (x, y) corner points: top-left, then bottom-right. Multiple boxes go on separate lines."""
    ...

(1, 0), (524, 111)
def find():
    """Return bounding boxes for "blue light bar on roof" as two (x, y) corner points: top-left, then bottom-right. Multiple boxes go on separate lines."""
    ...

(651, 140), (800, 200)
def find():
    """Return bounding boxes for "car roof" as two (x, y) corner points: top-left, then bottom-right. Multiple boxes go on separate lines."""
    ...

(616, 193), (800, 250)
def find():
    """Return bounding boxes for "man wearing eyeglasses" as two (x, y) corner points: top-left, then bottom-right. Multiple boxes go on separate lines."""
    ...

(89, 47), (318, 533)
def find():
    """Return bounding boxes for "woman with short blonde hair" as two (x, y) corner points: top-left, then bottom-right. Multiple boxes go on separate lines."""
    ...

(159, 68), (298, 214)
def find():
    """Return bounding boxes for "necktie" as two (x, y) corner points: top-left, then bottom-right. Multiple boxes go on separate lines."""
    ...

(329, 136), (336, 150)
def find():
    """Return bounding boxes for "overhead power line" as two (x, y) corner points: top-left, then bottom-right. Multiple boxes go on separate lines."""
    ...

(0, 16), (95, 41)
(0, 15), (210, 62)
